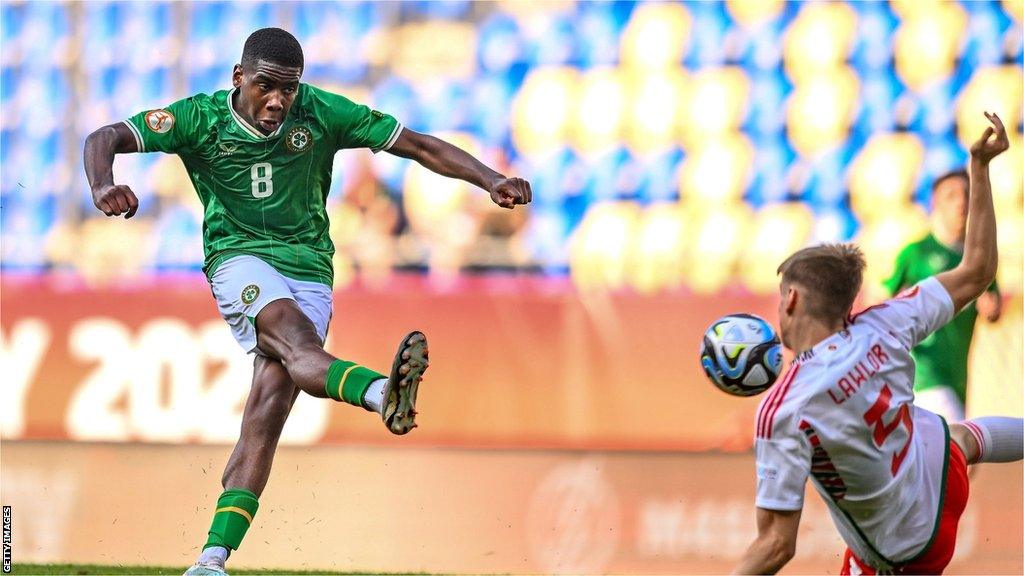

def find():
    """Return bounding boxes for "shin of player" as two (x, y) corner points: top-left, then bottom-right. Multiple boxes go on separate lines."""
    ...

(733, 112), (1022, 575)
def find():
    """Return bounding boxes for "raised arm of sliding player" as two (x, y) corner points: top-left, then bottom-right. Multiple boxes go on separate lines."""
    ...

(935, 112), (1009, 313)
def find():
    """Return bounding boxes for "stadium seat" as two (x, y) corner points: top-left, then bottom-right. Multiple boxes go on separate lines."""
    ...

(2, 0), (1022, 296)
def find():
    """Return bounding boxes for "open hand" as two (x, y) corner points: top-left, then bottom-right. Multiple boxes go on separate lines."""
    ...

(970, 112), (1010, 164)
(92, 183), (139, 218)
(489, 177), (532, 210)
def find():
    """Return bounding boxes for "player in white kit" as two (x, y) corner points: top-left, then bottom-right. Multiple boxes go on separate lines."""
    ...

(734, 112), (1023, 575)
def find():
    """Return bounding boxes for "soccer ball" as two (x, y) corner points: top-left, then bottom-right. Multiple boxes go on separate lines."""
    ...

(700, 313), (783, 397)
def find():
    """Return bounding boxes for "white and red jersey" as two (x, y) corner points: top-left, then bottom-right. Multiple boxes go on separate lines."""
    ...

(754, 277), (957, 569)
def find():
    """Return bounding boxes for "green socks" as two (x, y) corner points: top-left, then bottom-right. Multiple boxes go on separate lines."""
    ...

(325, 359), (385, 406)
(204, 488), (259, 551)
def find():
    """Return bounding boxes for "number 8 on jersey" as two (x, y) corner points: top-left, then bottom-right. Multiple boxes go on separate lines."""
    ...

(250, 162), (273, 198)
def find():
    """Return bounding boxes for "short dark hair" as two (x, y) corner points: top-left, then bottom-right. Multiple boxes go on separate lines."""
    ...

(932, 169), (968, 194)
(241, 28), (304, 71)
(777, 243), (866, 321)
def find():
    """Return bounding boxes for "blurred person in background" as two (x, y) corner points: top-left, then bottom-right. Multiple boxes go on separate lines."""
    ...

(83, 27), (532, 576)
(329, 154), (404, 287)
(883, 169), (1002, 423)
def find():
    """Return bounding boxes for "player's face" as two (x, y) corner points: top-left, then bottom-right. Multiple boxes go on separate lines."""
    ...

(933, 176), (969, 235)
(232, 60), (302, 135)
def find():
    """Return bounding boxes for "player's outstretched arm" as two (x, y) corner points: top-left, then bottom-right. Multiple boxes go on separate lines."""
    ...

(84, 122), (141, 218)
(387, 128), (532, 210)
(935, 112), (1009, 313)
(733, 507), (801, 575)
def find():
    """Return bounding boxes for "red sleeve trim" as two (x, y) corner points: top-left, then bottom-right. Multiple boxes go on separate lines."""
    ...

(757, 364), (801, 439)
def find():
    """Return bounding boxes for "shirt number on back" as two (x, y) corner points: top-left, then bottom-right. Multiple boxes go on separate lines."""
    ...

(863, 383), (915, 476)
(250, 162), (273, 198)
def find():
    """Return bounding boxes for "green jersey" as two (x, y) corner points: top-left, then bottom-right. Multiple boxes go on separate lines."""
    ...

(883, 233), (998, 402)
(125, 84), (401, 286)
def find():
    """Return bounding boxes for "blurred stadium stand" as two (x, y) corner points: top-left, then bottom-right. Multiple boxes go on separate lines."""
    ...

(1, 0), (1021, 293)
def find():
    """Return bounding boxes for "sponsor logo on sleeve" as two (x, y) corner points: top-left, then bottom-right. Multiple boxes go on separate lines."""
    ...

(144, 109), (175, 134)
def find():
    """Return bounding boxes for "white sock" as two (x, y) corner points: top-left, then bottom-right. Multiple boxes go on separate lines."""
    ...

(963, 417), (1024, 463)
(362, 378), (388, 414)
(198, 545), (228, 565)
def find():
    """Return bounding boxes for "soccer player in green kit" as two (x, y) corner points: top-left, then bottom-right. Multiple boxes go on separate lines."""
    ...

(884, 169), (1001, 423)
(83, 28), (532, 575)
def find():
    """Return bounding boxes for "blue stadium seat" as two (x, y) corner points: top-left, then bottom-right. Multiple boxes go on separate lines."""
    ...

(477, 13), (526, 74)
(636, 148), (684, 203)
(855, 69), (901, 137)
(801, 141), (857, 208)
(528, 14), (579, 67)
(746, 136), (797, 207)
(3, 0), (1023, 283)
(153, 206), (205, 271)
(523, 207), (571, 272)
(746, 70), (791, 139)
(575, 3), (623, 67)
(418, 81), (473, 134)
(850, 1), (897, 74)
(470, 74), (515, 148)
(373, 78), (422, 133)
(685, 1), (731, 68)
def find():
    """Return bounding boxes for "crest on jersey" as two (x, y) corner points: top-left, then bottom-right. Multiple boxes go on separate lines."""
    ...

(144, 109), (175, 134)
(285, 126), (313, 153)
(240, 284), (260, 305)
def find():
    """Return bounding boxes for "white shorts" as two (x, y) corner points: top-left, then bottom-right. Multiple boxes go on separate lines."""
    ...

(208, 255), (333, 354)
(915, 386), (966, 423)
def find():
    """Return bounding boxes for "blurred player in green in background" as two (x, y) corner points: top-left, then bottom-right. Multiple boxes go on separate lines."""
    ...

(884, 169), (1001, 423)
(83, 28), (531, 576)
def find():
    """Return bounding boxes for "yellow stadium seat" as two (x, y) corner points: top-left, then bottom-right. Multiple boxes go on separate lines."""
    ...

(996, 211), (1023, 294)
(855, 204), (931, 290)
(497, 0), (576, 21)
(403, 131), (481, 231)
(620, 2), (692, 71)
(849, 133), (925, 223)
(989, 132), (1024, 215)
(623, 69), (688, 155)
(786, 67), (859, 156)
(51, 217), (156, 287)
(627, 202), (690, 294)
(679, 133), (755, 206)
(894, 2), (967, 90)
(678, 67), (750, 152)
(569, 201), (642, 291)
(387, 22), (478, 82)
(683, 203), (755, 294)
(782, 2), (857, 84)
(726, 0), (785, 28)
(1005, 0), (1024, 23)
(956, 66), (1024, 152)
(738, 204), (816, 295)
(512, 67), (579, 156)
(573, 67), (627, 158)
